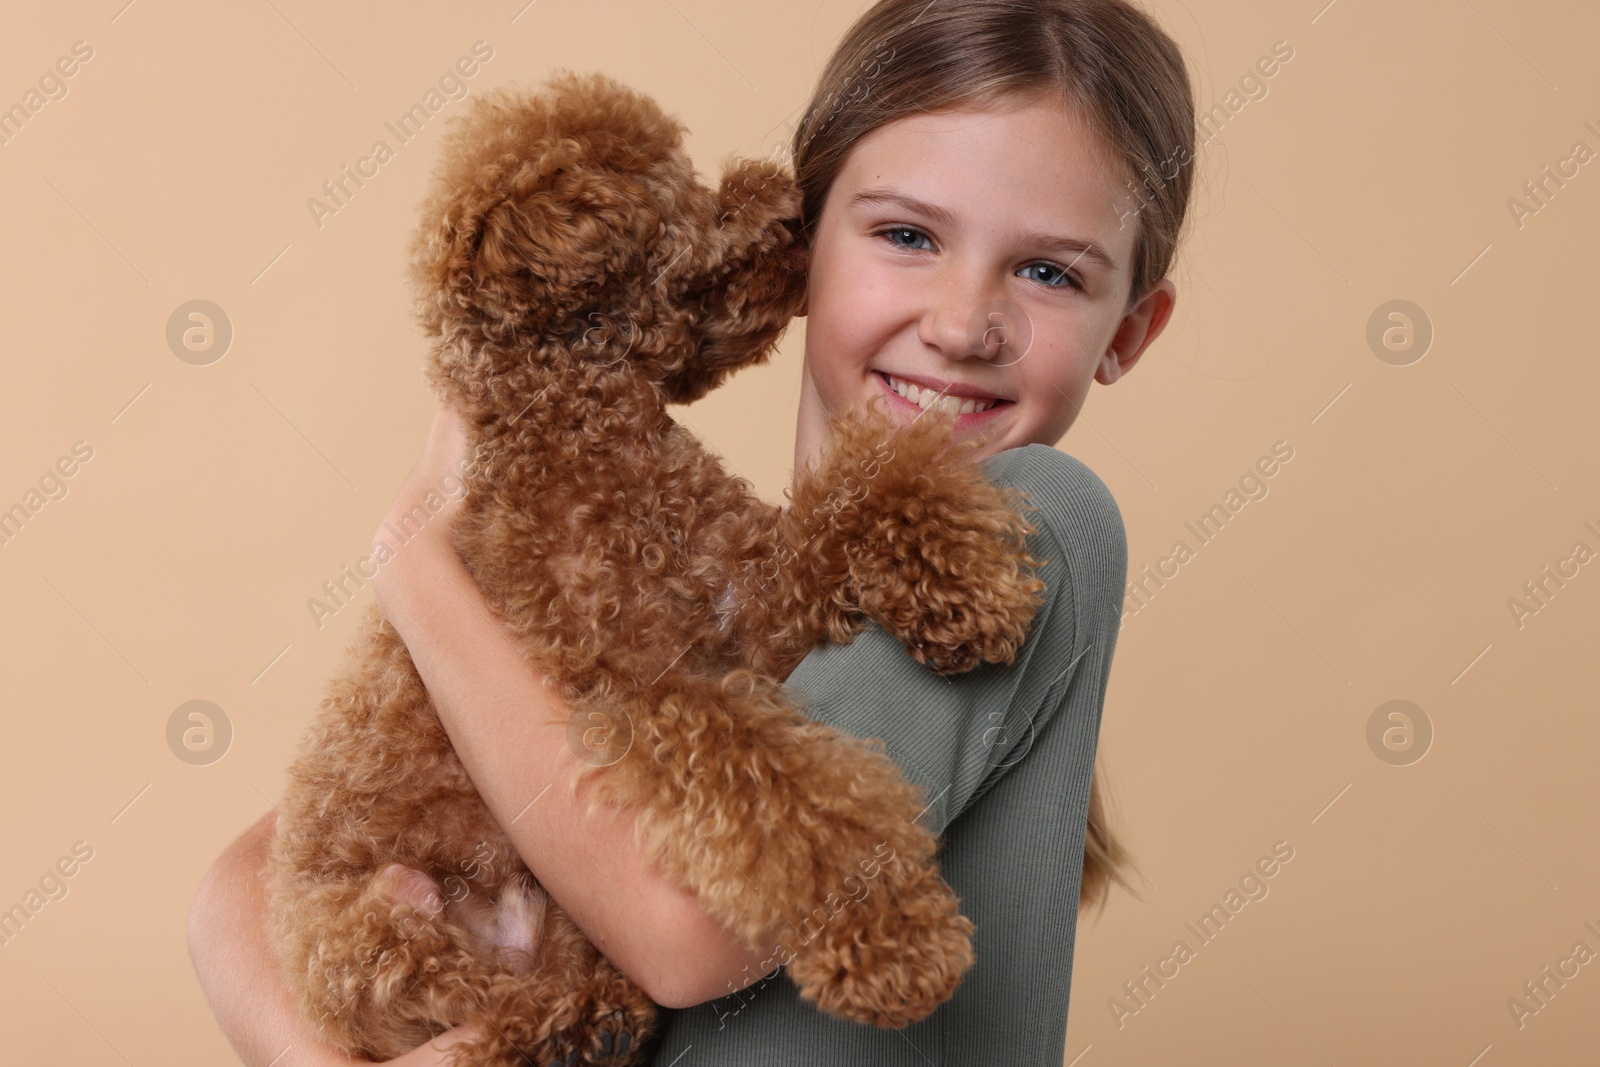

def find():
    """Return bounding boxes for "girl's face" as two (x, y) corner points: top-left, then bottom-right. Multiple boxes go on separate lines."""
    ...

(794, 93), (1176, 474)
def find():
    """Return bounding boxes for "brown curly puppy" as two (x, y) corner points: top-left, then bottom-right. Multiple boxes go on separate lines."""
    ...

(266, 70), (1046, 1067)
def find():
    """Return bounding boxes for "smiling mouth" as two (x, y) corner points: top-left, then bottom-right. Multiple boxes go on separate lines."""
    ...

(879, 372), (1009, 417)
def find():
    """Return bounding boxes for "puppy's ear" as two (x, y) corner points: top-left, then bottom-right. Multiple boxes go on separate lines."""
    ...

(659, 159), (809, 405)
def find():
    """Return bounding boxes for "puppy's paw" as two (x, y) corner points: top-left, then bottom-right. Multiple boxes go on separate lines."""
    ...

(783, 862), (976, 1028)
(848, 482), (1046, 674)
(796, 399), (1047, 674)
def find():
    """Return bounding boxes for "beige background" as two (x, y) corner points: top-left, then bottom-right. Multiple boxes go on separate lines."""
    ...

(1, 1), (1595, 1064)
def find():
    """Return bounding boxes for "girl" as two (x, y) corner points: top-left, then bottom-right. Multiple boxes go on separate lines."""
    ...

(187, 0), (1194, 1062)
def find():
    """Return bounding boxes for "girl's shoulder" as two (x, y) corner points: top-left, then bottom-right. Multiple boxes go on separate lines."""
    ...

(980, 444), (1127, 601)
(780, 445), (1125, 836)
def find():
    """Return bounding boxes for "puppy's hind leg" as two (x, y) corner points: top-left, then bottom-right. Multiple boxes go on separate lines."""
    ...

(462, 899), (658, 1067)
(267, 866), (492, 1063)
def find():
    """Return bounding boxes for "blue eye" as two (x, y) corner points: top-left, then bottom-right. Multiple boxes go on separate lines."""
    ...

(1020, 262), (1080, 290)
(876, 223), (1088, 289)
(880, 226), (933, 250)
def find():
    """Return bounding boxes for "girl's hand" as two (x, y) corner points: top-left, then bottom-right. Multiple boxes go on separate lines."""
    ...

(379, 403), (473, 552)
(369, 402), (479, 618)
(370, 403), (478, 588)
(368, 1021), (486, 1066)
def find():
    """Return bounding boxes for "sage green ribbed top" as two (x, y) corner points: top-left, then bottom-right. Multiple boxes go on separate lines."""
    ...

(646, 443), (1128, 1065)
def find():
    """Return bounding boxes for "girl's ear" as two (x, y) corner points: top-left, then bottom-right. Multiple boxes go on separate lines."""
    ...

(1096, 278), (1177, 384)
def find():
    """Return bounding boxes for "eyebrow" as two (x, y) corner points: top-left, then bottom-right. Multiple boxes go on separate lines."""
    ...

(847, 187), (1120, 274)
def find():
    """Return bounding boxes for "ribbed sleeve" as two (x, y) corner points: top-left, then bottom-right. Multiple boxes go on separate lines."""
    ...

(646, 443), (1128, 1065)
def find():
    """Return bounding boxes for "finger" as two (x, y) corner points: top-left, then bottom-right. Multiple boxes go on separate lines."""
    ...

(441, 405), (470, 467)
(377, 1022), (478, 1065)
(429, 405), (470, 475)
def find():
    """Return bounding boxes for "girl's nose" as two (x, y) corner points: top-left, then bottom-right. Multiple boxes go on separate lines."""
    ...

(917, 268), (1007, 362)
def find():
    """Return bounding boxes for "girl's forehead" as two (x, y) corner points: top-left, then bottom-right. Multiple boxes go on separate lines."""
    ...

(834, 101), (1134, 228)
(842, 96), (1128, 187)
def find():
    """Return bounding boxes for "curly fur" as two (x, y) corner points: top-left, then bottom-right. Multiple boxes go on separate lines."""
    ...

(266, 70), (1049, 1067)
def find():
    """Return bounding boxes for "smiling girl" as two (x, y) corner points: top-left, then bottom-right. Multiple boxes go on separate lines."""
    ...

(188, 0), (1195, 1063)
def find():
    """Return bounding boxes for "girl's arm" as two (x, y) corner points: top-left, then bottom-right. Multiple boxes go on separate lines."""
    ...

(186, 810), (485, 1066)
(374, 531), (775, 1007)
(368, 405), (778, 1009)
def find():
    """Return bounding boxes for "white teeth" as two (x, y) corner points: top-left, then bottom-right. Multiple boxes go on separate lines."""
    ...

(885, 374), (997, 416)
